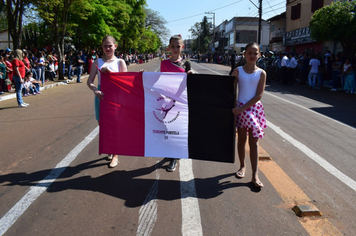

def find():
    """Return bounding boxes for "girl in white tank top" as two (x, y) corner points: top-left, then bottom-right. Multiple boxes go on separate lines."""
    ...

(97, 57), (121, 85)
(232, 42), (267, 188)
(87, 35), (127, 168)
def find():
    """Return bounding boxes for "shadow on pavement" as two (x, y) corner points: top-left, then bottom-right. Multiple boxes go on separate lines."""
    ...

(265, 80), (356, 128)
(0, 158), (260, 208)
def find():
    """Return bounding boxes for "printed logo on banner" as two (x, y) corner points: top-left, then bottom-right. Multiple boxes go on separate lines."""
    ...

(153, 95), (180, 123)
(152, 95), (181, 140)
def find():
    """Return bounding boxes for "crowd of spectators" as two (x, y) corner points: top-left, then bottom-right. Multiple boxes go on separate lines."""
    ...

(261, 50), (356, 93)
(2, 45), (354, 96)
(192, 50), (356, 94)
(0, 44), (156, 95)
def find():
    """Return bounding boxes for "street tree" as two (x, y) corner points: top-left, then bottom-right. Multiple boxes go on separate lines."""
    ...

(72, 0), (131, 51)
(35, 0), (92, 80)
(309, 1), (356, 58)
(119, 0), (146, 54)
(0, 2), (8, 32)
(137, 27), (160, 53)
(189, 16), (211, 53)
(1, 0), (32, 49)
(144, 8), (169, 45)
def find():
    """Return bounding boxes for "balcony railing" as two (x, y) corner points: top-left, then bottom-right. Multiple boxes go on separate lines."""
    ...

(271, 31), (285, 38)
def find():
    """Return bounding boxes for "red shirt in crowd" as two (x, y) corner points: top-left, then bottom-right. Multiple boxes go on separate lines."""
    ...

(12, 59), (26, 78)
(23, 57), (31, 70)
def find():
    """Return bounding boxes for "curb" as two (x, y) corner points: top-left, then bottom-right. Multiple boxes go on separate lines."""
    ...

(0, 75), (89, 103)
(0, 81), (68, 103)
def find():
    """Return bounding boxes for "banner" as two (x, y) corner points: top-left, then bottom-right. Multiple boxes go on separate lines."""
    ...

(99, 72), (236, 163)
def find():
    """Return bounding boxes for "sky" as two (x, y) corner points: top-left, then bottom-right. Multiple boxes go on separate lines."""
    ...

(146, 0), (286, 44)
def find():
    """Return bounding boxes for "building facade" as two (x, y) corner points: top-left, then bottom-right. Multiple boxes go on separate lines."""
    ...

(267, 12), (286, 52)
(284, 0), (336, 54)
(0, 30), (13, 50)
(213, 17), (269, 55)
(183, 38), (193, 55)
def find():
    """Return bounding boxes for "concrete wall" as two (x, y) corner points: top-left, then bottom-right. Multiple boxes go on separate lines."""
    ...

(0, 31), (13, 50)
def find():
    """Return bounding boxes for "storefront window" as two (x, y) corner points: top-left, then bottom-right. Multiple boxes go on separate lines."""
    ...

(229, 32), (234, 45)
(235, 31), (257, 44)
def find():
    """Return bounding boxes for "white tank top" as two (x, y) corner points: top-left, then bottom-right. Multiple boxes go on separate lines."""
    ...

(97, 57), (121, 85)
(237, 66), (262, 104)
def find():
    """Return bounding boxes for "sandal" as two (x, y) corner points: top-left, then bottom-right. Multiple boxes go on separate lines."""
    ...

(235, 169), (245, 179)
(252, 180), (264, 188)
(109, 157), (119, 168)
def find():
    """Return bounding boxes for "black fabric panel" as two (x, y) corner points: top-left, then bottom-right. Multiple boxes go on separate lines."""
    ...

(187, 74), (236, 163)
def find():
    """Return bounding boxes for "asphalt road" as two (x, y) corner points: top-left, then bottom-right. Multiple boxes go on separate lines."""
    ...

(0, 58), (355, 236)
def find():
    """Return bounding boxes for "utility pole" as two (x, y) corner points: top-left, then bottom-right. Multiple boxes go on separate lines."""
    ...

(258, 0), (262, 45)
(249, 0), (262, 44)
(205, 12), (215, 52)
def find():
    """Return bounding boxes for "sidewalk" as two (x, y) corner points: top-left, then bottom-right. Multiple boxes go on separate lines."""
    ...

(0, 75), (89, 103)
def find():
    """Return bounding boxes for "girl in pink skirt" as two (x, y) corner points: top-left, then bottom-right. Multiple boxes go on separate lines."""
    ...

(232, 42), (267, 188)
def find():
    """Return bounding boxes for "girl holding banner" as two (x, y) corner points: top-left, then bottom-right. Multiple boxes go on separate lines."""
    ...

(232, 42), (267, 188)
(87, 35), (127, 168)
(160, 34), (192, 172)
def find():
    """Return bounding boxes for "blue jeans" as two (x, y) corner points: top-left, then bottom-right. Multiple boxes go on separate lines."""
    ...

(341, 74), (347, 88)
(36, 67), (45, 84)
(34, 83), (40, 91)
(68, 65), (72, 80)
(42, 66), (45, 83)
(332, 70), (340, 89)
(22, 86), (34, 94)
(13, 75), (24, 105)
(32, 68), (38, 80)
(76, 66), (82, 82)
(308, 72), (318, 88)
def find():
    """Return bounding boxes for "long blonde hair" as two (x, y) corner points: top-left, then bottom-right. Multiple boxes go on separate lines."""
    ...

(13, 49), (23, 61)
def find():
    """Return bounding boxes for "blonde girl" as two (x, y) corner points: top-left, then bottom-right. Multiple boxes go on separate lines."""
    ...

(87, 35), (127, 168)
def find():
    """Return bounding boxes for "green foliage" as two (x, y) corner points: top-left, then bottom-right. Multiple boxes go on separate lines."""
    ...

(137, 27), (160, 53)
(69, 0), (127, 50)
(144, 7), (169, 43)
(309, 1), (356, 57)
(189, 16), (212, 53)
(36, 0), (92, 37)
(21, 22), (39, 48)
(119, 0), (146, 53)
(2, 0), (34, 49)
(0, 10), (7, 31)
(22, 0), (162, 54)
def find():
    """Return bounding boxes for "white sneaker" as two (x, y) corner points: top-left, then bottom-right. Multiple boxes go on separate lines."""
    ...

(23, 102), (29, 106)
(18, 103), (28, 107)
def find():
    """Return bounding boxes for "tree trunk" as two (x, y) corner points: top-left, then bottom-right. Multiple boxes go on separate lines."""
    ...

(56, 38), (65, 81)
(6, 0), (24, 49)
(122, 39), (126, 57)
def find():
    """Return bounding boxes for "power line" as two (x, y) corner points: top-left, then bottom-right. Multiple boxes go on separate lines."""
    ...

(167, 0), (243, 23)
(263, 6), (285, 15)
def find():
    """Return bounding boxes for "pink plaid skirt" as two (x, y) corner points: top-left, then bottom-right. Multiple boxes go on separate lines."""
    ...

(236, 101), (267, 139)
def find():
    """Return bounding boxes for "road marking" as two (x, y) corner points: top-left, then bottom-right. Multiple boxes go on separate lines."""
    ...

(136, 163), (160, 236)
(0, 127), (99, 236)
(179, 159), (203, 236)
(258, 149), (343, 236)
(267, 121), (356, 192)
(193, 62), (224, 75)
(152, 61), (202, 235)
(191, 63), (344, 234)
(264, 91), (355, 129)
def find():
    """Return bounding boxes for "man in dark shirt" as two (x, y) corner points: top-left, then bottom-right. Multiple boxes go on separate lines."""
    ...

(75, 51), (84, 83)
(229, 50), (236, 76)
(65, 51), (73, 80)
